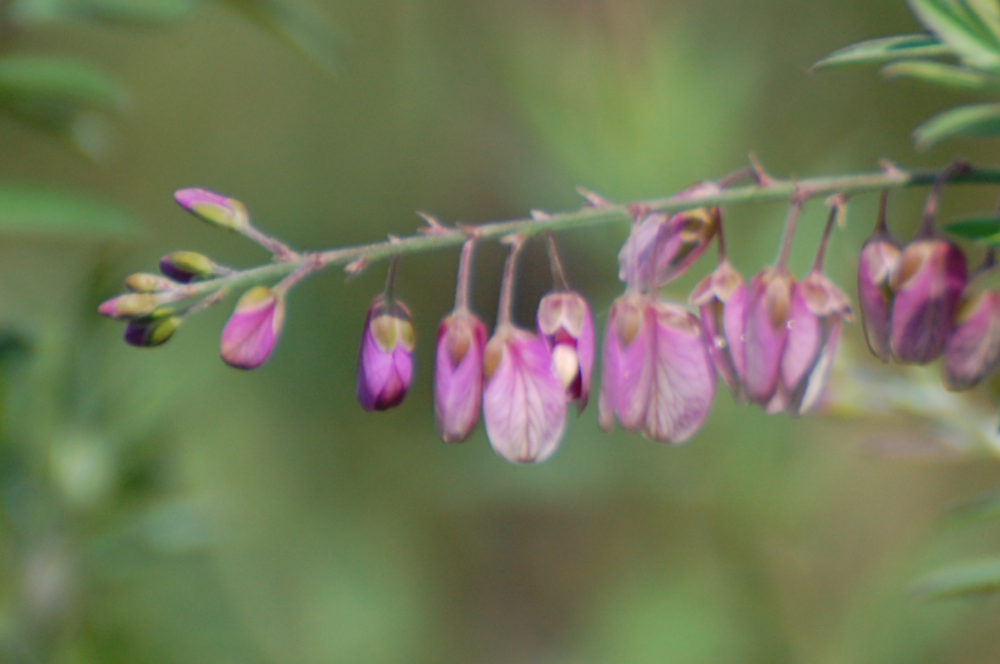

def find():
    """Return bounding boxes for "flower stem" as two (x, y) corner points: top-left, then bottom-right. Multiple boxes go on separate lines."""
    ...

(496, 236), (526, 328)
(545, 232), (570, 290)
(453, 238), (477, 311)
(162, 162), (1000, 303)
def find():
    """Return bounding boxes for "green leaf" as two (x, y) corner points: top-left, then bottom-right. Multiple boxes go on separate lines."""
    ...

(913, 102), (1000, 148)
(962, 0), (1000, 45)
(220, 0), (342, 71)
(912, 557), (1000, 599)
(908, 0), (1000, 68)
(0, 55), (127, 111)
(881, 59), (1000, 90)
(811, 34), (951, 71)
(10, 0), (200, 26)
(945, 216), (1000, 243)
(0, 184), (142, 240)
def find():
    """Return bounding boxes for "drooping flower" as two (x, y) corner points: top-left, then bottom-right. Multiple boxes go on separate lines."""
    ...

(857, 191), (900, 362)
(888, 237), (967, 364)
(690, 258), (748, 401)
(599, 293), (716, 443)
(944, 288), (1000, 391)
(220, 286), (285, 370)
(537, 290), (595, 410)
(434, 310), (487, 442)
(617, 206), (719, 291)
(743, 266), (794, 405)
(356, 294), (415, 411)
(482, 325), (567, 463)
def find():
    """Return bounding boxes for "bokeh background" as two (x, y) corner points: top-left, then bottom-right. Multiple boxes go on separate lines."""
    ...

(2, 0), (1000, 662)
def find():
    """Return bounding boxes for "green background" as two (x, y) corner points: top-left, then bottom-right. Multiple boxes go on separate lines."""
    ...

(2, 0), (1000, 662)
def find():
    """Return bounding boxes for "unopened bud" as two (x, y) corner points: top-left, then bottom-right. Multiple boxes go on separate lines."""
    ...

(220, 286), (285, 369)
(125, 272), (175, 293)
(357, 295), (415, 411)
(98, 293), (163, 319)
(174, 188), (250, 232)
(159, 251), (218, 282)
(124, 315), (182, 347)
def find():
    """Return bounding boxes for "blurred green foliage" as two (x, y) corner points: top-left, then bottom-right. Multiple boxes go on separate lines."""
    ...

(2, 0), (1000, 662)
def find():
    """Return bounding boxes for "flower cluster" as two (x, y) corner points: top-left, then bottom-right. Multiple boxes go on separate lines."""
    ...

(98, 164), (1000, 464)
(857, 173), (1000, 390)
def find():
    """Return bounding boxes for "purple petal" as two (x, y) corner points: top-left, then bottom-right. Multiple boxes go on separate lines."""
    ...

(356, 296), (415, 410)
(483, 327), (567, 463)
(691, 260), (747, 399)
(743, 268), (793, 404)
(598, 295), (653, 431)
(944, 290), (1000, 390)
(434, 312), (487, 441)
(781, 283), (822, 392)
(642, 302), (716, 443)
(889, 239), (967, 364)
(537, 291), (596, 410)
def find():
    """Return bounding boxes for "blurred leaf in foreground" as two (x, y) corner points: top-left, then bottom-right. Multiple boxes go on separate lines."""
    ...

(0, 184), (142, 240)
(220, 0), (342, 71)
(912, 557), (1000, 599)
(811, 34), (950, 70)
(914, 102), (1000, 148)
(9, 0), (200, 27)
(945, 217), (1000, 244)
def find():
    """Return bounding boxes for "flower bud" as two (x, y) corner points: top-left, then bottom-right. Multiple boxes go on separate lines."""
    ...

(124, 314), (182, 347)
(857, 233), (900, 362)
(743, 268), (794, 405)
(159, 251), (218, 283)
(220, 286), (285, 369)
(689, 260), (747, 401)
(434, 311), (487, 442)
(483, 325), (567, 463)
(536, 291), (595, 410)
(618, 207), (719, 291)
(944, 290), (1000, 390)
(357, 295), (415, 411)
(174, 188), (250, 232)
(98, 293), (164, 319)
(125, 272), (175, 293)
(888, 238), (967, 364)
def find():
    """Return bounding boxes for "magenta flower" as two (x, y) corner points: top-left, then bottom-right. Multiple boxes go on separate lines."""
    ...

(536, 291), (595, 410)
(617, 206), (719, 291)
(599, 294), (716, 443)
(434, 310), (487, 442)
(857, 232), (900, 362)
(743, 267), (794, 405)
(888, 237), (967, 364)
(689, 259), (748, 400)
(356, 295), (415, 411)
(220, 286), (285, 369)
(944, 290), (1000, 390)
(767, 272), (851, 414)
(482, 325), (567, 463)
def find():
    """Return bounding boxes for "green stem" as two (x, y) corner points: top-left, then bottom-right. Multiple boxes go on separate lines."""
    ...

(169, 163), (1000, 301)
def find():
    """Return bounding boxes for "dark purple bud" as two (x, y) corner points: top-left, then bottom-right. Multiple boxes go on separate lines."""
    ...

(889, 238), (967, 364)
(434, 310), (487, 442)
(690, 259), (747, 401)
(125, 314), (182, 347)
(743, 268), (794, 405)
(944, 290), (1000, 390)
(537, 291), (595, 411)
(618, 207), (719, 291)
(159, 251), (218, 283)
(356, 295), (415, 411)
(220, 286), (285, 369)
(482, 325), (566, 463)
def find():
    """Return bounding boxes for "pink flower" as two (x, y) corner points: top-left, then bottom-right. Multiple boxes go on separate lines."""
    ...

(536, 291), (595, 410)
(434, 310), (487, 442)
(857, 231), (900, 362)
(174, 188), (250, 232)
(944, 289), (1000, 390)
(220, 286), (285, 369)
(689, 259), (748, 401)
(743, 267), (794, 405)
(599, 294), (716, 443)
(356, 295), (415, 411)
(617, 206), (719, 291)
(482, 325), (567, 463)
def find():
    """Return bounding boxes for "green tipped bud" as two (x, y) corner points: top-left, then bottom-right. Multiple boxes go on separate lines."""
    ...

(174, 188), (250, 232)
(125, 272), (175, 293)
(160, 251), (217, 282)
(124, 315), (182, 347)
(98, 293), (162, 319)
